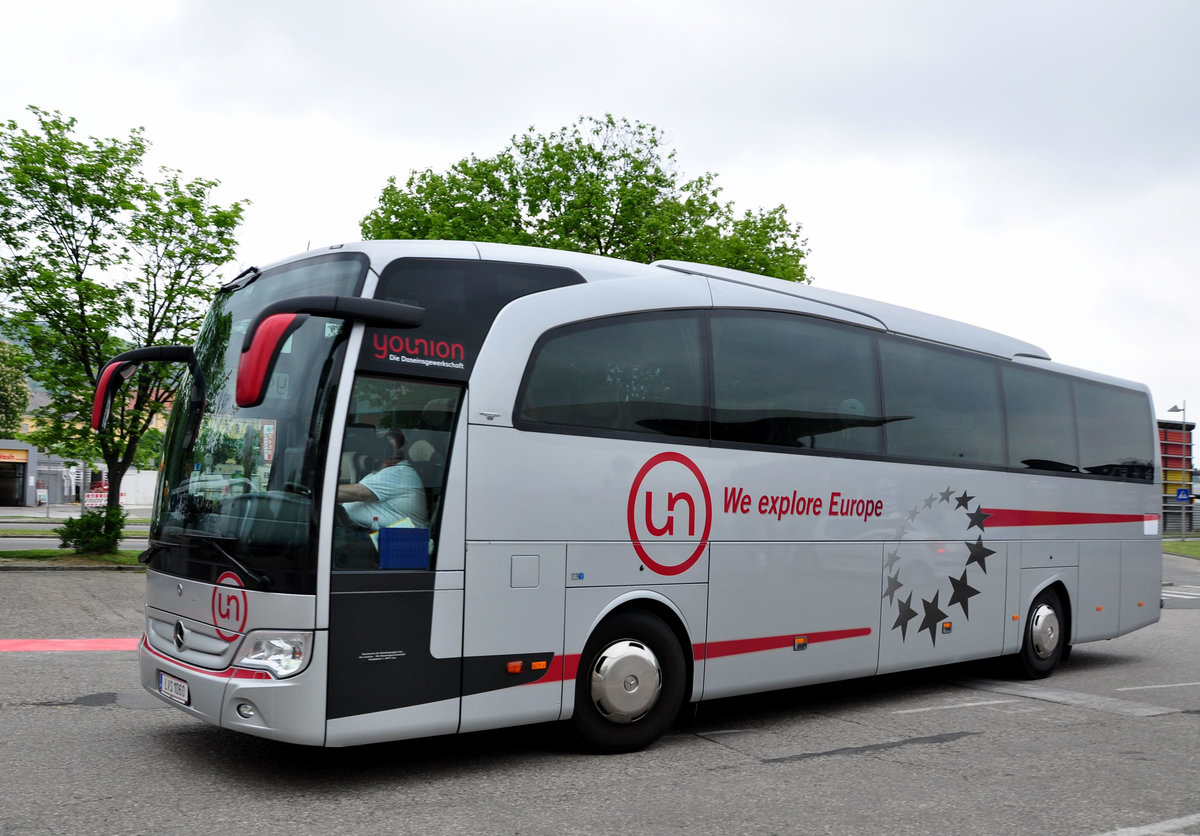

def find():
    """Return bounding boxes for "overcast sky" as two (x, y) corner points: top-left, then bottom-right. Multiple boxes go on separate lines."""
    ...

(3, 0), (1197, 420)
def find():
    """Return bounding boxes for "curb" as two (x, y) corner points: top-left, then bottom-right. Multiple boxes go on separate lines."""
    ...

(1163, 550), (1200, 560)
(0, 563), (145, 572)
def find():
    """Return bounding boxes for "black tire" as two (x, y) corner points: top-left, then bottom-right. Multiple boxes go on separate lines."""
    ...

(1016, 587), (1067, 679)
(571, 610), (686, 754)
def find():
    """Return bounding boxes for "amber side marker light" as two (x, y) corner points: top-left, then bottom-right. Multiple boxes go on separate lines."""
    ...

(531, 660), (548, 671)
(506, 661), (523, 674)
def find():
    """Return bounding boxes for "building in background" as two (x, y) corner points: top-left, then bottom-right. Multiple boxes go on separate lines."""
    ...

(0, 439), (86, 507)
(1159, 417), (1194, 535)
(0, 440), (37, 506)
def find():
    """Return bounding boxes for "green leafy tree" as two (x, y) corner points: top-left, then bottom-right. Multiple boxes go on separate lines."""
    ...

(361, 115), (809, 282)
(0, 107), (246, 544)
(0, 339), (30, 436)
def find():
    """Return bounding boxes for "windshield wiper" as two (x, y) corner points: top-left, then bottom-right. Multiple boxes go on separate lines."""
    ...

(138, 543), (164, 566)
(220, 265), (261, 292)
(180, 532), (272, 588)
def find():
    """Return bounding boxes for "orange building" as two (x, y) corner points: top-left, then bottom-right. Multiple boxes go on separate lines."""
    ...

(1159, 418), (1193, 534)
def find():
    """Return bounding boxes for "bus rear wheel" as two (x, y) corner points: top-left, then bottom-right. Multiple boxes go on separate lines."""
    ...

(1016, 587), (1066, 679)
(571, 610), (686, 754)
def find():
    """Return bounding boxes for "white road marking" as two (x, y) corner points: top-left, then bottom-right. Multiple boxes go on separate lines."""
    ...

(957, 680), (1181, 717)
(1115, 681), (1200, 692)
(1093, 811), (1200, 835)
(891, 699), (1017, 714)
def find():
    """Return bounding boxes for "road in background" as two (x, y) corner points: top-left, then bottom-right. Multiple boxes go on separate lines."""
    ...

(0, 505), (150, 555)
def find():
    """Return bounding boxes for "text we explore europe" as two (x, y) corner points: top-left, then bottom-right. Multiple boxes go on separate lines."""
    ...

(724, 487), (884, 522)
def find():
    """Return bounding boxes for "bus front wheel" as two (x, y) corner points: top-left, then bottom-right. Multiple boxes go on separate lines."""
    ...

(571, 610), (686, 754)
(1016, 587), (1067, 679)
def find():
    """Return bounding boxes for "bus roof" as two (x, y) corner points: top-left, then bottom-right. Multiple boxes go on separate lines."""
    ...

(272, 241), (1053, 362)
(651, 259), (1051, 362)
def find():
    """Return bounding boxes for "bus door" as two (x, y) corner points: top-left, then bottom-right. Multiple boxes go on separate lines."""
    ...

(706, 541), (883, 700)
(324, 375), (466, 746)
(459, 421), (567, 733)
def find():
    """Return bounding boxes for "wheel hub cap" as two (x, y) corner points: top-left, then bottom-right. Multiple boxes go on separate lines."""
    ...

(1030, 603), (1060, 660)
(589, 640), (662, 724)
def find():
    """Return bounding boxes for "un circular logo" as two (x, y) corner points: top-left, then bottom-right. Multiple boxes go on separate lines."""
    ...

(626, 452), (712, 576)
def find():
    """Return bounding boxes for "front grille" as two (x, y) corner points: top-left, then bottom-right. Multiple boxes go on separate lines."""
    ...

(146, 607), (241, 670)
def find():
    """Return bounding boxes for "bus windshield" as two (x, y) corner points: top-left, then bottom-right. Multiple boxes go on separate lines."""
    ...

(149, 253), (368, 593)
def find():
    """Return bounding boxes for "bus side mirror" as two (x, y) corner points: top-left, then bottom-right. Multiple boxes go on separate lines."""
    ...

(235, 295), (423, 409)
(236, 313), (310, 408)
(92, 345), (202, 431)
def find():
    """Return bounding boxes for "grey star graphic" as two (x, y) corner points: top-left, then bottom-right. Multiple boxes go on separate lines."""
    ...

(947, 570), (980, 618)
(906, 507), (920, 523)
(918, 591), (948, 646)
(964, 536), (995, 573)
(892, 593), (918, 640)
(923, 494), (937, 510)
(884, 548), (901, 572)
(939, 487), (954, 503)
(966, 505), (992, 532)
(955, 491), (975, 510)
(883, 572), (903, 604)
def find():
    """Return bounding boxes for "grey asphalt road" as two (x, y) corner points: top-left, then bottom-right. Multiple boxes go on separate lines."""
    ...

(0, 536), (148, 552)
(0, 520), (149, 532)
(0, 560), (1198, 836)
(0, 510), (149, 553)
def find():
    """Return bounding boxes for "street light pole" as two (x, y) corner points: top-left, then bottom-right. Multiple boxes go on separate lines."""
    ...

(1169, 402), (1188, 541)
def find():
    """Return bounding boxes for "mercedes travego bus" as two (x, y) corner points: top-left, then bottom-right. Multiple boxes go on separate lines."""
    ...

(93, 241), (1162, 752)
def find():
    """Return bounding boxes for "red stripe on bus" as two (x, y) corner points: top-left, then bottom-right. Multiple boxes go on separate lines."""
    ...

(141, 636), (272, 680)
(983, 509), (1158, 527)
(0, 638), (140, 652)
(527, 626), (872, 686)
(526, 653), (579, 686)
(699, 628), (873, 661)
(530, 627), (873, 686)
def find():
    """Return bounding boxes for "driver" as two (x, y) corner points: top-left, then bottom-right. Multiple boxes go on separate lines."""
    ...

(336, 429), (428, 530)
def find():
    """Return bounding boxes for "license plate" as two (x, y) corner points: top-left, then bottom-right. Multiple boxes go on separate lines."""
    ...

(158, 671), (190, 705)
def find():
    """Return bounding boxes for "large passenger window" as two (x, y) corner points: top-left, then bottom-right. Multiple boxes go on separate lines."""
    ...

(1074, 381), (1155, 480)
(1003, 366), (1078, 472)
(880, 339), (1005, 465)
(711, 312), (882, 453)
(517, 312), (706, 439)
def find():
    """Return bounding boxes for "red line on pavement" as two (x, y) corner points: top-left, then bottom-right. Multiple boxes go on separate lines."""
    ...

(0, 638), (140, 652)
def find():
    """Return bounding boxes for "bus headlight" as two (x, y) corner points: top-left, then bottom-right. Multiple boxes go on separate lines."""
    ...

(234, 631), (313, 678)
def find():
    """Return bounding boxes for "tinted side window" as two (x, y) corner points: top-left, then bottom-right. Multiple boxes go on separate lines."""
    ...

(369, 259), (585, 381)
(880, 338), (1005, 465)
(1002, 366), (1078, 472)
(1074, 381), (1155, 480)
(711, 312), (882, 453)
(517, 313), (706, 439)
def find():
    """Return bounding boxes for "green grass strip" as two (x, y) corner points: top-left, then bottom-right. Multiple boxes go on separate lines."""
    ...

(0, 549), (143, 566)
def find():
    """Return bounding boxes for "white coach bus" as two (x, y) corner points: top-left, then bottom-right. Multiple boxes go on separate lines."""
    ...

(93, 241), (1162, 752)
